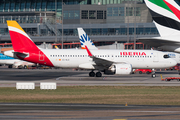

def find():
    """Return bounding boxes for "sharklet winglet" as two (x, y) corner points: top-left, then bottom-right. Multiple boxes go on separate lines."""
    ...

(85, 46), (93, 57)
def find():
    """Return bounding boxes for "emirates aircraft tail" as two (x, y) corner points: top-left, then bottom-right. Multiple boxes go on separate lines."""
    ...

(77, 28), (98, 50)
(145, 0), (180, 37)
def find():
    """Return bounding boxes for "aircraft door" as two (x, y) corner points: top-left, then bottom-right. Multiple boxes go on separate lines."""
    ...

(153, 53), (158, 62)
(39, 51), (44, 61)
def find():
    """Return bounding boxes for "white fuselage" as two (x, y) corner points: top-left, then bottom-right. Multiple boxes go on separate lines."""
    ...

(0, 59), (20, 65)
(40, 49), (176, 69)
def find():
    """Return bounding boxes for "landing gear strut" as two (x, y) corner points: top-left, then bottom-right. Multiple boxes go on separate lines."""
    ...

(151, 69), (156, 78)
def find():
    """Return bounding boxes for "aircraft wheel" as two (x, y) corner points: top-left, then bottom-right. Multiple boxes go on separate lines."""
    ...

(139, 71), (142, 74)
(152, 74), (156, 78)
(24, 65), (27, 69)
(8, 65), (13, 68)
(89, 71), (95, 77)
(96, 72), (102, 77)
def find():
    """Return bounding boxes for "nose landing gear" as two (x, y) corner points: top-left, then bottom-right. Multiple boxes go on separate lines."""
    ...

(151, 69), (156, 78)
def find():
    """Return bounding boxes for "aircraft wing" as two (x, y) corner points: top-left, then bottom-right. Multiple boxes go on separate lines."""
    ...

(85, 46), (116, 69)
(137, 37), (180, 47)
(91, 56), (114, 69)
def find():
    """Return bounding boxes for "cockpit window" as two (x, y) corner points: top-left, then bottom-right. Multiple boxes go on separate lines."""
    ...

(164, 55), (169, 58)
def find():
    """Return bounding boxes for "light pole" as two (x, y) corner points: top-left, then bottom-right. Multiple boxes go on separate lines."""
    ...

(127, 0), (129, 45)
(55, 0), (57, 43)
(134, 0), (136, 50)
(62, 0), (63, 49)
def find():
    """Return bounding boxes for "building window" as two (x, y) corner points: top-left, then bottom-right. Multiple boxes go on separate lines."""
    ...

(102, 28), (108, 35)
(64, 11), (69, 19)
(0, 2), (4, 12)
(104, 11), (106, 19)
(89, 10), (96, 19)
(119, 7), (124, 16)
(126, 7), (133, 16)
(36, 0), (42, 11)
(10, 2), (15, 12)
(41, 0), (46, 11)
(20, 2), (25, 12)
(74, 10), (80, 19)
(31, 1), (36, 11)
(97, 10), (103, 19)
(69, 11), (74, 19)
(25, 0), (31, 11)
(113, 7), (118, 16)
(81, 10), (88, 19)
(4, 1), (10, 12)
(107, 7), (112, 16)
(135, 7), (141, 16)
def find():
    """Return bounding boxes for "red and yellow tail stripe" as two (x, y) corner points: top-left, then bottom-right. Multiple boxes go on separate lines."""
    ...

(7, 21), (33, 42)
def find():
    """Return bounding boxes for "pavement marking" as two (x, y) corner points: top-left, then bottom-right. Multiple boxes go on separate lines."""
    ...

(113, 119), (127, 120)
(112, 110), (180, 113)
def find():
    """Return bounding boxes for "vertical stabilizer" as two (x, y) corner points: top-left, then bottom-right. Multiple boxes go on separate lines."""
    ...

(77, 28), (98, 50)
(145, 0), (180, 36)
(7, 20), (39, 52)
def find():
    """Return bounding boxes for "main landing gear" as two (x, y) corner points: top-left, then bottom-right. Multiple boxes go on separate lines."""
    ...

(89, 71), (102, 77)
(151, 69), (156, 78)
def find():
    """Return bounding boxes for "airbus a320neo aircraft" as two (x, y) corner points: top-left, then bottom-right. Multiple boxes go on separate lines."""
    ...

(7, 21), (176, 77)
(138, 0), (180, 53)
(77, 27), (180, 74)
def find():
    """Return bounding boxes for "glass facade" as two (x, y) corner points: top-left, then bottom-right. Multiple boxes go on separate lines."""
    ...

(58, 27), (158, 36)
(107, 6), (141, 17)
(91, 0), (144, 5)
(0, 0), (158, 44)
(0, 16), (49, 24)
(0, 24), (158, 36)
(0, 0), (89, 12)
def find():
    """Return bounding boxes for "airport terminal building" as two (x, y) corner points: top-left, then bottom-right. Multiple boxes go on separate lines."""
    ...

(0, 0), (159, 48)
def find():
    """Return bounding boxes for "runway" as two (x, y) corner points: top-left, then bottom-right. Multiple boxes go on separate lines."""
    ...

(0, 67), (180, 120)
(0, 103), (180, 120)
(0, 67), (180, 87)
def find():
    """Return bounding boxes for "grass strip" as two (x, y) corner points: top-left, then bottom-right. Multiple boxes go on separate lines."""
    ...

(0, 86), (180, 105)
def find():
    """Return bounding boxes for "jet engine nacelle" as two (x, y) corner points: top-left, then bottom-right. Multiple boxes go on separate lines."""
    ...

(110, 64), (132, 75)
